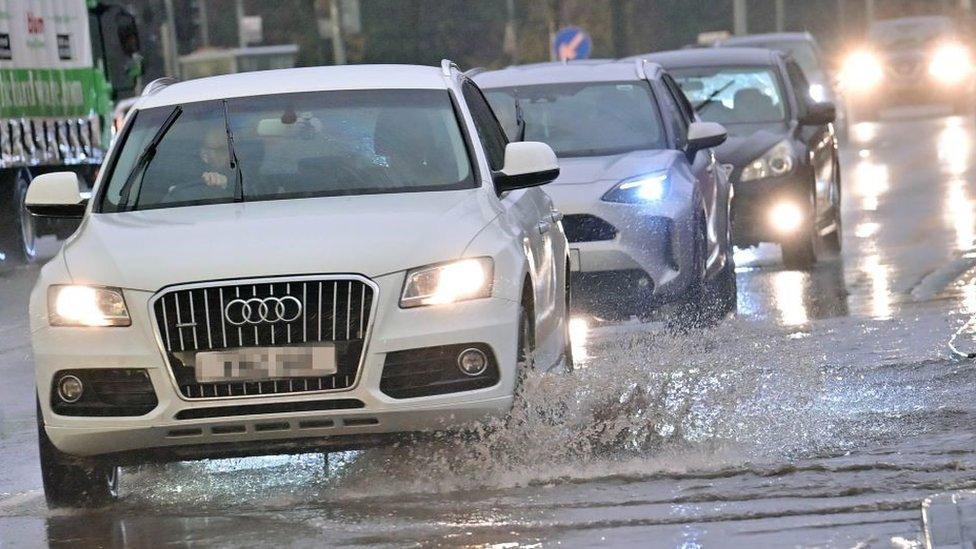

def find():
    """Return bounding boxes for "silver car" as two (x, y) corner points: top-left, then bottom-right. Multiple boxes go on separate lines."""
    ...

(474, 60), (736, 327)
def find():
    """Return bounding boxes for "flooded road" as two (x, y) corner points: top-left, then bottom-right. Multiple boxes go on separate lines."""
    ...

(4, 112), (976, 547)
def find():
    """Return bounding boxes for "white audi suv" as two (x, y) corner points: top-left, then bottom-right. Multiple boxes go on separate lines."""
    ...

(25, 61), (571, 506)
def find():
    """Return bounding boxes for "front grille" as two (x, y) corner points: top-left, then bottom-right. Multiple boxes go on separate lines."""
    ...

(562, 214), (618, 243)
(153, 277), (374, 399)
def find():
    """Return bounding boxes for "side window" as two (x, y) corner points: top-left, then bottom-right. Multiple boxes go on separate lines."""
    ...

(461, 80), (508, 171)
(663, 74), (696, 124)
(785, 61), (811, 118)
(653, 81), (687, 148)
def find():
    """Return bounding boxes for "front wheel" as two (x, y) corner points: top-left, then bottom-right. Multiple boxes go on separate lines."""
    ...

(0, 170), (38, 264)
(37, 399), (119, 508)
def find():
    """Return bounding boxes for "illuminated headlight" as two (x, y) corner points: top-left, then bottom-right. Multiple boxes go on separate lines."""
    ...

(809, 83), (827, 102)
(740, 140), (794, 182)
(400, 258), (493, 308)
(841, 51), (883, 92)
(48, 285), (130, 327)
(929, 43), (973, 85)
(601, 172), (669, 203)
(769, 202), (804, 233)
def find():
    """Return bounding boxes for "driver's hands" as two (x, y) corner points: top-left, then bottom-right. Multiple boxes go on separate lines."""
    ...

(202, 171), (228, 189)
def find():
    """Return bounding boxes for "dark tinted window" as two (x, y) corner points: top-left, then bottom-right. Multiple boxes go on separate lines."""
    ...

(654, 81), (688, 148)
(462, 80), (508, 171)
(785, 61), (811, 118)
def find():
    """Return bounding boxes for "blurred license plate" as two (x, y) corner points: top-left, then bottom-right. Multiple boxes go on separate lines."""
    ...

(195, 345), (337, 382)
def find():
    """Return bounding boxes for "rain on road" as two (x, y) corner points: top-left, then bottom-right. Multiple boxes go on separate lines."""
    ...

(3, 109), (976, 547)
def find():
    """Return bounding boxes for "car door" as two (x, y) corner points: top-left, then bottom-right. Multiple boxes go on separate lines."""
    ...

(785, 60), (835, 225)
(460, 80), (561, 344)
(658, 75), (724, 272)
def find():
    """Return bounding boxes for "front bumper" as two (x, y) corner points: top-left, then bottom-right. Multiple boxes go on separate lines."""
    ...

(731, 174), (810, 247)
(32, 273), (520, 458)
(547, 183), (698, 312)
(848, 77), (976, 109)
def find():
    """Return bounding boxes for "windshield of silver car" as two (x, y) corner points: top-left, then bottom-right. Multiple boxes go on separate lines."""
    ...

(670, 66), (788, 125)
(483, 81), (667, 158)
(98, 89), (475, 212)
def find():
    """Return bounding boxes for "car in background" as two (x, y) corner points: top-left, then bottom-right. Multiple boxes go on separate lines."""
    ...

(718, 32), (849, 138)
(840, 15), (976, 119)
(27, 61), (572, 507)
(474, 60), (736, 326)
(642, 48), (841, 268)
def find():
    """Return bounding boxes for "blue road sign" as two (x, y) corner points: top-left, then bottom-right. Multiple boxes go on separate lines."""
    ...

(553, 26), (592, 61)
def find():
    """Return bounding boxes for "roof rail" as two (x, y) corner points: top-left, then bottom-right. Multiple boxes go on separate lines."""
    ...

(441, 59), (460, 77)
(465, 67), (487, 78)
(141, 77), (178, 97)
(635, 58), (650, 79)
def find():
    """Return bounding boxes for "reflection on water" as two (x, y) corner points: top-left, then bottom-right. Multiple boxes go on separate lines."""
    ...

(771, 271), (809, 326)
(569, 316), (590, 362)
(937, 119), (970, 177)
(851, 159), (889, 212)
(862, 254), (892, 320)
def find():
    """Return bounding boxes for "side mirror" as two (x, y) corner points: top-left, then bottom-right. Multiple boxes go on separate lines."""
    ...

(493, 141), (560, 193)
(687, 121), (728, 155)
(25, 172), (86, 218)
(800, 101), (837, 126)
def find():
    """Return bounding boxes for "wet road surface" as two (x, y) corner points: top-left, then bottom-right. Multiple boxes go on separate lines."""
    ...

(3, 111), (976, 547)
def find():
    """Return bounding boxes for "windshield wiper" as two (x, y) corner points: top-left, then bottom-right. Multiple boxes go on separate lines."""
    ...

(117, 105), (182, 211)
(221, 100), (244, 202)
(694, 81), (735, 112)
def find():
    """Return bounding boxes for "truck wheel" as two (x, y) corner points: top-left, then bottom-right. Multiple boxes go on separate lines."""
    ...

(0, 170), (38, 264)
(707, 250), (737, 318)
(37, 399), (119, 508)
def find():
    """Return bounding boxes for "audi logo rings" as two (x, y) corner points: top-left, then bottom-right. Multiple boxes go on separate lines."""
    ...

(224, 296), (303, 325)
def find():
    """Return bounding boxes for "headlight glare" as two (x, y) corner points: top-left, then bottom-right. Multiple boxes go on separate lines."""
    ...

(809, 83), (826, 102)
(49, 285), (130, 327)
(841, 50), (883, 92)
(400, 258), (493, 308)
(740, 140), (794, 182)
(929, 43), (972, 84)
(602, 172), (669, 203)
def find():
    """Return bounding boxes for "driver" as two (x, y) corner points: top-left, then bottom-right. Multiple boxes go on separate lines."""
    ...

(199, 126), (232, 190)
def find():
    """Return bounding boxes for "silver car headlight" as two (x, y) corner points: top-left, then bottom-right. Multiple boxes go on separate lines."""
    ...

(48, 285), (130, 327)
(740, 140), (795, 182)
(601, 171), (669, 203)
(400, 258), (493, 308)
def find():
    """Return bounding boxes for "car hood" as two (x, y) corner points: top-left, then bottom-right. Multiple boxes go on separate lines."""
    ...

(714, 127), (791, 168)
(62, 190), (496, 291)
(553, 150), (680, 185)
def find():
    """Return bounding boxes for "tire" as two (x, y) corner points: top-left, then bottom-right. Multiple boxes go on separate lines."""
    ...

(781, 230), (818, 269)
(512, 292), (535, 401)
(0, 170), (38, 264)
(707, 251), (737, 318)
(823, 166), (843, 255)
(561, 271), (575, 372)
(37, 399), (119, 508)
(667, 212), (710, 332)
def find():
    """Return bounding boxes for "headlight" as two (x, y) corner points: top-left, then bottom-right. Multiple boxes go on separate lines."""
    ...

(841, 50), (883, 92)
(929, 43), (972, 85)
(48, 285), (130, 327)
(601, 172), (669, 203)
(740, 140), (794, 183)
(809, 83), (826, 102)
(400, 258), (493, 308)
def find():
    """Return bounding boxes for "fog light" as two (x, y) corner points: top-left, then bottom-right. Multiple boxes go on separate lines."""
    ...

(57, 375), (84, 403)
(457, 348), (488, 377)
(769, 202), (804, 234)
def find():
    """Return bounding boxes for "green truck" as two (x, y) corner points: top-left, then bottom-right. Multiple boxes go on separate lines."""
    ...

(0, 0), (141, 263)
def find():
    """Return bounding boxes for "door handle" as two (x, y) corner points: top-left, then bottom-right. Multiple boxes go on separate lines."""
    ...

(537, 220), (551, 234)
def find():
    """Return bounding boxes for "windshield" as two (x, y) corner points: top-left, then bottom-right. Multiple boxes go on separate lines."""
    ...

(869, 17), (955, 49)
(99, 89), (474, 212)
(483, 81), (667, 157)
(670, 66), (788, 124)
